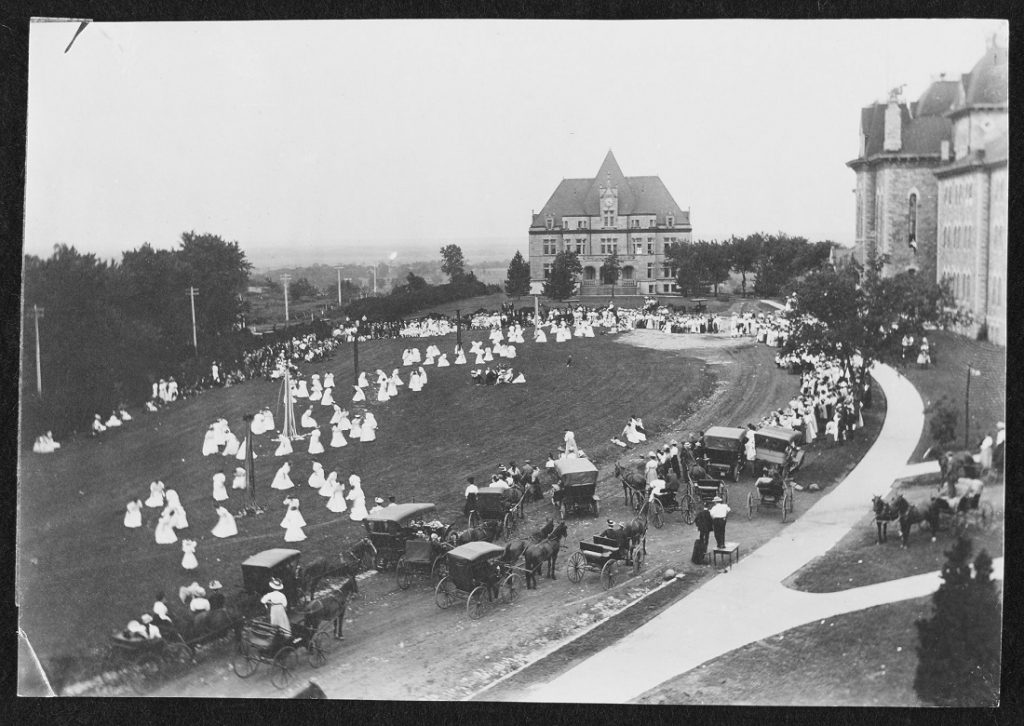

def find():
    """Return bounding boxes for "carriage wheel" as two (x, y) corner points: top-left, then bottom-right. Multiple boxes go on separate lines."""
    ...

(431, 555), (449, 583)
(650, 498), (664, 529)
(467, 587), (486, 620)
(747, 491), (754, 519)
(231, 642), (259, 678)
(128, 655), (162, 695)
(162, 642), (193, 675)
(396, 556), (412, 590)
(680, 494), (696, 525)
(499, 573), (521, 604)
(632, 548), (645, 576)
(308, 632), (330, 669)
(566, 552), (586, 583)
(435, 577), (457, 609)
(600, 560), (618, 590)
(315, 621), (336, 652)
(468, 510), (480, 529)
(503, 512), (517, 541)
(559, 502), (567, 520)
(270, 646), (298, 690)
(782, 492), (792, 523)
(979, 502), (995, 531)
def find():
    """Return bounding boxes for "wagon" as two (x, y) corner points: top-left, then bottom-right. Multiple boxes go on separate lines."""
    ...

(99, 632), (193, 694)
(434, 541), (522, 619)
(552, 457), (600, 519)
(468, 486), (523, 540)
(565, 534), (645, 589)
(753, 426), (805, 478)
(703, 426), (747, 481)
(936, 478), (995, 535)
(231, 613), (335, 689)
(396, 536), (452, 590)
(690, 478), (729, 507)
(364, 503), (452, 571)
(633, 484), (697, 527)
(747, 472), (794, 522)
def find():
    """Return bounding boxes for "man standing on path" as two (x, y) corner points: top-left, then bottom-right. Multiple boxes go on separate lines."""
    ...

(709, 496), (731, 549)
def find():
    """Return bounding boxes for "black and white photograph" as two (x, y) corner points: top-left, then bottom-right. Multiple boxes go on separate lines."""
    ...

(14, 16), (1007, 706)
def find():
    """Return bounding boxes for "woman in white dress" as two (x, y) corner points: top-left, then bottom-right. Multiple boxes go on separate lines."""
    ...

(534, 327), (548, 343)
(391, 369), (404, 388)
(360, 412), (378, 443)
(469, 340), (483, 355)
(145, 481), (166, 508)
(423, 351), (436, 366)
(300, 406), (318, 429)
(212, 470), (229, 501)
(295, 379), (310, 399)
(386, 375), (399, 398)
(251, 411), (267, 435)
(165, 489), (189, 529)
(408, 370), (422, 392)
(320, 471), (339, 498)
(283, 516), (307, 543)
(505, 345), (517, 359)
(202, 425), (220, 455)
(309, 374), (323, 401)
(106, 411), (122, 428)
(308, 461), (326, 489)
(436, 353), (450, 368)
(357, 371), (369, 388)
(324, 373), (335, 389)
(352, 385), (366, 403)
(483, 347), (494, 362)
(232, 466), (248, 490)
(337, 408), (351, 431)
(123, 499), (143, 528)
(211, 505), (238, 538)
(375, 381), (390, 402)
(181, 539), (199, 571)
(454, 347), (467, 365)
(308, 428), (325, 455)
(474, 349), (486, 365)
(329, 404), (343, 426)
(262, 408), (276, 431)
(281, 495), (307, 529)
(330, 422), (348, 448)
(154, 510), (178, 544)
(320, 386), (335, 407)
(347, 475), (369, 521)
(234, 435), (250, 461)
(222, 432), (241, 457)
(349, 415), (363, 441)
(418, 366), (428, 385)
(271, 462), (295, 490)
(274, 433), (293, 457)
(326, 476), (348, 513)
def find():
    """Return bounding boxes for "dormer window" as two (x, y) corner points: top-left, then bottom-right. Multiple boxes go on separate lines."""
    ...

(631, 219), (640, 228)
(545, 215), (554, 230)
(577, 220), (587, 229)
(667, 214), (675, 227)
(649, 218), (657, 228)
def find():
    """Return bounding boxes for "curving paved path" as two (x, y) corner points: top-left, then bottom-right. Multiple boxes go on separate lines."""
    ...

(513, 363), (986, 704)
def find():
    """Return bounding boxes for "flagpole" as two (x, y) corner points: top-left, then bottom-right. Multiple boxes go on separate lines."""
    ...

(964, 365), (971, 450)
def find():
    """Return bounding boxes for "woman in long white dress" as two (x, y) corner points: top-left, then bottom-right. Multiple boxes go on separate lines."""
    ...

(357, 371), (369, 388)
(326, 476), (348, 513)
(300, 407), (318, 429)
(145, 481), (166, 508)
(283, 516), (306, 543)
(330, 422), (348, 448)
(506, 345), (517, 359)
(261, 408), (275, 431)
(352, 385), (366, 403)
(280, 496), (307, 529)
(329, 405), (343, 426)
(295, 379), (310, 399)
(308, 428), (325, 455)
(321, 471), (339, 499)
(211, 505), (238, 538)
(376, 381), (391, 403)
(347, 475), (369, 521)
(320, 386), (335, 407)
(274, 433), (293, 457)
(323, 373), (335, 389)
(250, 411), (267, 435)
(154, 510), (178, 544)
(386, 375), (399, 398)
(202, 425), (220, 455)
(308, 461), (326, 489)
(309, 374), (323, 401)
(534, 327), (548, 343)
(232, 466), (248, 490)
(337, 408), (351, 432)
(408, 370), (422, 392)
(212, 470), (229, 501)
(349, 415), (363, 441)
(181, 539), (199, 571)
(271, 462), (295, 490)
(474, 349), (486, 365)
(454, 347), (467, 365)
(222, 432), (240, 457)
(436, 353), (450, 368)
(123, 499), (143, 528)
(360, 412), (377, 443)
(417, 366), (428, 386)
(483, 347), (494, 362)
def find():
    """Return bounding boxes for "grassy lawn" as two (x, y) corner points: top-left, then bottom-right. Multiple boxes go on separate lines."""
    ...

(18, 327), (724, 671)
(636, 596), (936, 706)
(898, 330), (1005, 462)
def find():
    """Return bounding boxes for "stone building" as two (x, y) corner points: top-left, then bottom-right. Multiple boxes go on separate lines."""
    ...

(528, 151), (692, 295)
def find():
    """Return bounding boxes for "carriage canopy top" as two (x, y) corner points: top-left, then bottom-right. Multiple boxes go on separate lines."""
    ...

(754, 426), (802, 451)
(241, 548), (302, 570)
(703, 426), (748, 450)
(364, 503), (436, 525)
(554, 457), (599, 486)
(446, 541), (505, 563)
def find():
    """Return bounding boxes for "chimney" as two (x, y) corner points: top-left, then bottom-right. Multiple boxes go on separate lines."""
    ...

(940, 140), (950, 161)
(884, 98), (903, 152)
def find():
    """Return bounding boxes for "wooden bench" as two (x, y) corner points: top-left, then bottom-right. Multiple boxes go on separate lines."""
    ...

(580, 541), (616, 565)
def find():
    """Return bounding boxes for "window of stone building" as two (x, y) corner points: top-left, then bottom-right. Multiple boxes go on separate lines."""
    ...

(631, 219), (640, 228)
(647, 263), (655, 279)
(575, 239), (586, 254)
(578, 220), (587, 229)
(543, 263), (552, 279)
(649, 218), (657, 228)
(647, 238), (655, 255)
(546, 216), (554, 230)
(667, 215), (675, 227)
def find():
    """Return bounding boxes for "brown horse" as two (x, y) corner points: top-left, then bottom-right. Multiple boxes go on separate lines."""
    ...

(871, 495), (897, 544)
(892, 493), (941, 548)
(523, 521), (569, 589)
(448, 519), (500, 546)
(614, 461), (647, 505)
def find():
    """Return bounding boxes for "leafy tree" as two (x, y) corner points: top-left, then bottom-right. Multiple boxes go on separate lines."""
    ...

(728, 234), (762, 297)
(666, 242), (701, 297)
(915, 538), (1001, 706)
(542, 250), (582, 301)
(927, 395), (960, 449)
(695, 240), (732, 296)
(405, 271), (429, 292)
(261, 276), (283, 293)
(440, 244), (467, 282)
(288, 277), (320, 300)
(177, 231), (253, 338)
(504, 250), (532, 298)
(600, 250), (621, 286)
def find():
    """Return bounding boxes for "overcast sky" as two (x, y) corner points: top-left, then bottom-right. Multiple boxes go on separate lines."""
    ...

(23, 18), (1007, 263)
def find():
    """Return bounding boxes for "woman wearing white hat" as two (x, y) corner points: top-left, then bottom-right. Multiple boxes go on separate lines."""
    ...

(347, 475), (369, 521)
(271, 462), (295, 491)
(261, 579), (291, 634)
(274, 433), (293, 457)
(369, 497), (385, 514)
(123, 499), (143, 529)
(308, 462), (326, 489)
(326, 474), (348, 513)
(232, 466), (248, 490)
(308, 427), (325, 455)
(211, 504), (238, 538)
(212, 468), (229, 501)
(202, 425), (220, 456)
(181, 539), (199, 571)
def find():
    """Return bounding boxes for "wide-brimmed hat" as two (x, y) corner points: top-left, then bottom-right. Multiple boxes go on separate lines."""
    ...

(712, 496), (723, 503)
(374, 497), (384, 504)
(606, 519), (615, 527)
(268, 578), (283, 590)
(648, 451), (656, 458)
(208, 580), (222, 590)
(141, 614), (153, 624)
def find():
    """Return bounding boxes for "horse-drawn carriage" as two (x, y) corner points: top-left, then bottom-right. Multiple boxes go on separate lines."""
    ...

(468, 486), (524, 541)
(702, 426), (748, 482)
(753, 426), (805, 478)
(747, 469), (794, 521)
(396, 536), (452, 590)
(565, 532), (645, 589)
(434, 541), (523, 619)
(552, 457), (601, 519)
(615, 460), (697, 527)
(242, 548), (302, 604)
(100, 631), (194, 694)
(364, 503), (454, 571)
(232, 613), (335, 689)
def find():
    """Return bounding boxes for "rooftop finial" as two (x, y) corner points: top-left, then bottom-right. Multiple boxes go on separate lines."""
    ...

(888, 84), (906, 103)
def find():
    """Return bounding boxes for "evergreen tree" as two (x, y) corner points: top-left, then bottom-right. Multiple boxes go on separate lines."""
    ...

(439, 244), (467, 282)
(504, 250), (532, 297)
(600, 250), (621, 285)
(542, 250), (582, 301)
(915, 537), (1001, 706)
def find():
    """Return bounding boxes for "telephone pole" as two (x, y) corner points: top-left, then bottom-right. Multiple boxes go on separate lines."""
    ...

(186, 287), (199, 353)
(32, 304), (44, 396)
(335, 266), (345, 306)
(281, 274), (292, 325)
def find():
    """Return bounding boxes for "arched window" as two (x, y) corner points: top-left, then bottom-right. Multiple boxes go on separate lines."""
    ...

(908, 192), (918, 246)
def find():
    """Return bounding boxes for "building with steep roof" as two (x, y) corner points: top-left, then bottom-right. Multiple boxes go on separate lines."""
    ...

(848, 36), (1008, 345)
(528, 151), (692, 295)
